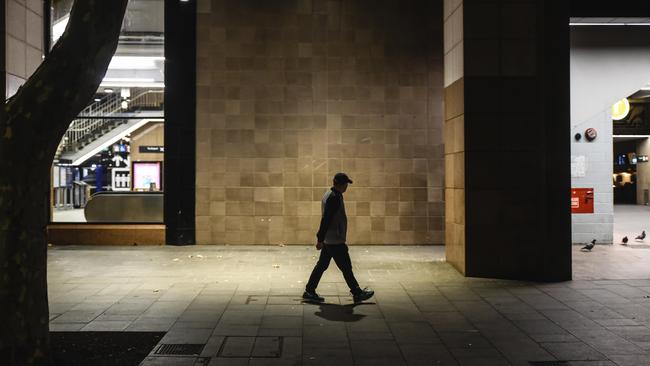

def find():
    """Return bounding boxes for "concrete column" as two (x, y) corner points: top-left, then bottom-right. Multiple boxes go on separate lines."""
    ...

(443, 0), (571, 281)
(443, 0), (465, 274)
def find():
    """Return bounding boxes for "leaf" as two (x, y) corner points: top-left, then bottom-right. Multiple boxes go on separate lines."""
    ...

(3, 127), (12, 139)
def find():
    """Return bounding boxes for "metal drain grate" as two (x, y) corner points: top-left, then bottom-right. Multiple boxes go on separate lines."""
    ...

(155, 344), (205, 356)
(529, 362), (569, 366)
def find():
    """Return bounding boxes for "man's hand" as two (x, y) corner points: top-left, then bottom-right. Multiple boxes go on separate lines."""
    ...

(316, 241), (323, 250)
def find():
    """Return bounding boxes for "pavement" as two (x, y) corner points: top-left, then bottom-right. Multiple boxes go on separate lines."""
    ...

(614, 204), (650, 246)
(47, 244), (650, 366)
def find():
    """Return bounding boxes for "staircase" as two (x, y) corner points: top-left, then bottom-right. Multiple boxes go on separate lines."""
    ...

(55, 90), (163, 165)
(59, 117), (161, 166)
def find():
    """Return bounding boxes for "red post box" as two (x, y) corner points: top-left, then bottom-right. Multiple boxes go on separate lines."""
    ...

(571, 188), (594, 214)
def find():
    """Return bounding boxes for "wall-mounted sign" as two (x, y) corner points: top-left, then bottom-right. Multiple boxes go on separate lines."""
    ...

(139, 146), (165, 153)
(112, 168), (131, 191)
(132, 161), (162, 191)
(571, 155), (587, 177)
(612, 98), (630, 121)
(584, 128), (597, 141)
(571, 188), (594, 214)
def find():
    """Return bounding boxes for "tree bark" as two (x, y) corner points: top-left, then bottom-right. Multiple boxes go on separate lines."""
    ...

(0, 1), (128, 364)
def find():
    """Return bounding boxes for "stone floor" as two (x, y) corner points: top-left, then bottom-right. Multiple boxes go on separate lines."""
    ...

(47, 245), (650, 366)
(614, 204), (650, 245)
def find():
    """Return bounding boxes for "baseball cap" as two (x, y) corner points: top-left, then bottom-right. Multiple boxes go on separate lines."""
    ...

(333, 172), (353, 184)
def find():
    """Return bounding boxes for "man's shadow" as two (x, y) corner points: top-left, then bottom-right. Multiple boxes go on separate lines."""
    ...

(303, 301), (375, 322)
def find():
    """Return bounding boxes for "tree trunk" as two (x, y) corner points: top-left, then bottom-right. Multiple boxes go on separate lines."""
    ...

(0, 1), (128, 364)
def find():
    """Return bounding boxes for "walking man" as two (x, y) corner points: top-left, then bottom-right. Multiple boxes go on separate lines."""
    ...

(303, 172), (375, 303)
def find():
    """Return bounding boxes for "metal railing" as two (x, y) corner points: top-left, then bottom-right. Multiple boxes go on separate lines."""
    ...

(60, 90), (164, 152)
(62, 93), (121, 148)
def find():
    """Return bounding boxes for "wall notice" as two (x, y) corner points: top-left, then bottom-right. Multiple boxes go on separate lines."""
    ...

(571, 155), (587, 178)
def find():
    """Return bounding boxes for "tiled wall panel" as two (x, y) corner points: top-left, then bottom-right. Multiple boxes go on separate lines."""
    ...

(5, 0), (43, 98)
(196, 0), (444, 245)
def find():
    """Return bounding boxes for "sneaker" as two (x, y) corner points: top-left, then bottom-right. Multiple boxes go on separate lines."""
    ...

(302, 290), (325, 302)
(352, 287), (375, 303)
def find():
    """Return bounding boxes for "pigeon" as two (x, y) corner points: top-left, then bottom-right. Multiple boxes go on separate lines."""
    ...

(581, 239), (596, 251)
(622, 236), (629, 245)
(636, 230), (646, 241)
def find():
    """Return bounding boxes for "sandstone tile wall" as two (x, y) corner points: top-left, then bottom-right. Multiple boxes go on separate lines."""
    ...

(196, 0), (444, 245)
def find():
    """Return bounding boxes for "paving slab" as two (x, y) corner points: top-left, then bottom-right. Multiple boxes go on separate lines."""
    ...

(44, 244), (650, 365)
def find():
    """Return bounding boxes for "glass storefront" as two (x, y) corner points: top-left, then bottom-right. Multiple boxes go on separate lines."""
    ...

(50, 0), (165, 223)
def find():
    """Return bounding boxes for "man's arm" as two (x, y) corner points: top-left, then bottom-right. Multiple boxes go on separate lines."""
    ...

(316, 193), (341, 243)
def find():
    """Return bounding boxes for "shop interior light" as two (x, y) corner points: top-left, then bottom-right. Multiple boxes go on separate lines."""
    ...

(101, 78), (164, 88)
(52, 15), (69, 43)
(104, 89), (114, 93)
(104, 78), (156, 83)
(101, 81), (165, 88)
(612, 98), (631, 120)
(108, 56), (165, 70)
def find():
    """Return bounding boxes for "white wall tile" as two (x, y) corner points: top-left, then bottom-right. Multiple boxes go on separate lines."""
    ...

(7, 35), (27, 78)
(26, 8), (43, 49)
(6, 74), (25, 98)
(444, 42), (463, 87)
(7, 0), (26, 41)
(443, 0), (462, 21)
(25, 0), (43, 16)
(25, 45), (43, 78)
(444, 4), (463, 54)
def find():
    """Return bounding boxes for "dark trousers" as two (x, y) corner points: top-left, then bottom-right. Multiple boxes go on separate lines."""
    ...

(306, 244), (360, 294)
